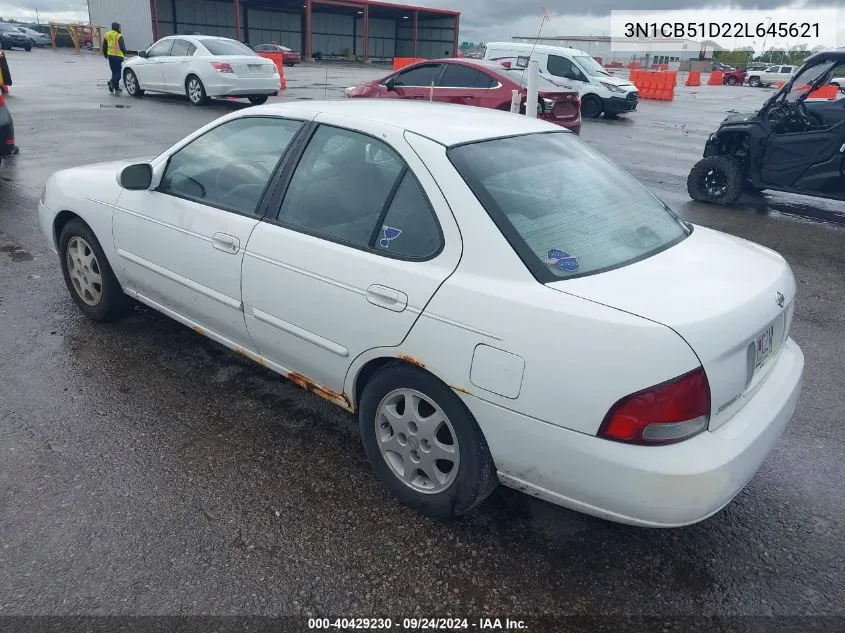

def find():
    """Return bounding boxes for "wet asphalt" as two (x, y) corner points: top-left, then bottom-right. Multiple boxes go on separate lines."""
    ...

(0, 49), (843, 623)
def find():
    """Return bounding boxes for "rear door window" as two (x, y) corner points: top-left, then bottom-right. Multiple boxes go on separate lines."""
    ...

(439, 64), (482, 88)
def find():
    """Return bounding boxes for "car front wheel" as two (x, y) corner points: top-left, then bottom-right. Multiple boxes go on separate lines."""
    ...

(359, 363), (498, 519)
(726, 76), (737, 85)
(59, 219), (128, 321)
(687, 156), (744, 206)
(248, 95), (268, 105)
(124, 69), (144, 97)
(749, 76), (761, 87)
(580, 94), (603, 118)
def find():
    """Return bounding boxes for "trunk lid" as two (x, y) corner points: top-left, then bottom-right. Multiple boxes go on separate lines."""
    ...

(538, 89), (580, 120)
(548, 226), (796, 430)
(225, 56), (275, 78)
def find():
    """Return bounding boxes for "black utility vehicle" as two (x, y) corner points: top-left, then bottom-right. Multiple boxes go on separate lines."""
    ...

(688, 50), (845, 206)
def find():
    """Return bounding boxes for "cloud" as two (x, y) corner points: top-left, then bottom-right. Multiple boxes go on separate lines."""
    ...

(0, 0), (87, 21)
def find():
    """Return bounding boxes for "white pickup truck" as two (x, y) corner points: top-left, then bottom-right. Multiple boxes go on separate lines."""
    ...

(747, 65), (797, 87)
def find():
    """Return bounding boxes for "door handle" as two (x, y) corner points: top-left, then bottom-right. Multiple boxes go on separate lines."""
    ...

(366, 285), (408, 312)
(212, 232), (240, 254)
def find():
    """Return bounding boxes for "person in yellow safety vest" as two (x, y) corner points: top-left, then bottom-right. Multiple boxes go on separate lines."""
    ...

(103, 22), (127, 94)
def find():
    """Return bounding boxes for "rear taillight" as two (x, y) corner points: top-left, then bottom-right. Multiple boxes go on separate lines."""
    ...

(211, 62), (233, 73)
(0, 94), (4, 107)
(598, 368), (711, 445)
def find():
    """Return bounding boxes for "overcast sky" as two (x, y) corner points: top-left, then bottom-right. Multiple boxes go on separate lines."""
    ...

(0, 0), (841, 45)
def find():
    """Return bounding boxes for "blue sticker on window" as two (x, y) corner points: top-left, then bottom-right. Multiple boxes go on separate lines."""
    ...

(380, 226), (402, 249)
(545, 248), (579, 271)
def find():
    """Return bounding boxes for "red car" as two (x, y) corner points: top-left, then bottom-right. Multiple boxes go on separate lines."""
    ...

(254, 43), (302, 66)
(346, 58), (581, 134)
(723, 69), (747, 85)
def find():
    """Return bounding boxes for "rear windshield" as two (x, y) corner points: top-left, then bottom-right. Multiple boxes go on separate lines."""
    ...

(448, 133), (690, 281)
(202, 39), (257, 56)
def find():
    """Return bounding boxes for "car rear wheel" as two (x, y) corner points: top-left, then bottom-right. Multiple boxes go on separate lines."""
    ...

(580, 94), (603, 118)
(248, 95), (268, 105)
(186, 75), (209, 106)
(359, 363), (498, 519)
(749, 76), (761, 87)
(59, 219), (129, 322)
(726, 76), (737, 85)
(687, 156), (743, 206)
(124, 69), (144, 97)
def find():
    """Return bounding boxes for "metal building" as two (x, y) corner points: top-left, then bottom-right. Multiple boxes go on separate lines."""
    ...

(88, 0), (460, 61)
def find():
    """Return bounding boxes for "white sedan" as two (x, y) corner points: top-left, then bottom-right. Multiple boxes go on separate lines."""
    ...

(37, 101), (804, 527)
(122, 35), (280, 106)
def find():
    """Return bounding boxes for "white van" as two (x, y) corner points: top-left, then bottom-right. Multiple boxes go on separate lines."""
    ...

(484, 42), (640, 117)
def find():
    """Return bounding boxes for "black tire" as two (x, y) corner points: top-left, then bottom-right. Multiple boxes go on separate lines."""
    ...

(59, 218), (129, 322)
(248, 95), (268, 105)
(581, 94), (603, 118)
(24, 43), (32, 52)
(687, 156), (744, 206)
(124, 69), (144, 97)
(186, 74), (209, 106)
(726, 76), (737, 85)
(749, 76), (761, 88)
(359, 363), (498, 519)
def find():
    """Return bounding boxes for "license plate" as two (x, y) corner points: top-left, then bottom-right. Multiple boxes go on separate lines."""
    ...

(754, 323), (775, 368)
(248, 65), (262, 73)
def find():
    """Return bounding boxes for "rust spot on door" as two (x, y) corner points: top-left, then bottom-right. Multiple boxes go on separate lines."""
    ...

(452, 385), (470, 395)
(398, 355), (425, 368)
(193, 326), (205, 336)
(287, 372), (354, 412)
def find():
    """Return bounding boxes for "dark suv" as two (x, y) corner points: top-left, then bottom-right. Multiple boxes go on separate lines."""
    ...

(0, 23), (32, 51)
(688, 50), (845, 206)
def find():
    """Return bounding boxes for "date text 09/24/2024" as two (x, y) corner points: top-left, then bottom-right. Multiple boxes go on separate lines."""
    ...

(308, 618), (528, 630)
(624, 21), (819, 39)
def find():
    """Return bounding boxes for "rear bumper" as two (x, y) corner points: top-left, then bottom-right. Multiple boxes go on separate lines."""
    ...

(605, 95), (639, 113)
(467, 338), (804, 527)
(204, 75), (280, 97)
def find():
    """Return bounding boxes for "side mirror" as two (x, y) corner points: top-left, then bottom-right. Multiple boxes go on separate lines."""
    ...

(120, 163), (153, 190)
(139, 50), (148, 58)
(385, 76), (397, 91)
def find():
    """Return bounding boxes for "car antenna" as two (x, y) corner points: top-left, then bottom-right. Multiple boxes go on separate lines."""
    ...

(522, 7), (550, 87)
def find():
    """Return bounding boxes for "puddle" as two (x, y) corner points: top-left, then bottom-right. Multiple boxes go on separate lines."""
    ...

(0, 244), (34, 262)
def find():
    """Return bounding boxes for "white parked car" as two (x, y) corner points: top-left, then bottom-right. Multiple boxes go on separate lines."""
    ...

(122, 35), (280, 106)
(748, 64), (797, 87)
(37, 101), (804, 527)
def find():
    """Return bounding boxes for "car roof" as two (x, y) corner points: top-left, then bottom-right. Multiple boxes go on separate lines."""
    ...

(250, 99), (563, 147)
(484, 41), (589, 57)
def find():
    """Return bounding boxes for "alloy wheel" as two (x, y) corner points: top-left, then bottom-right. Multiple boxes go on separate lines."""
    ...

(375, 388), (460, 494)
(65, 236), (103, 306)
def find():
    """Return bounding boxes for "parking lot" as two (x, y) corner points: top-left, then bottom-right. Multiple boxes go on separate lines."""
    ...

(1, 48), (844, 623)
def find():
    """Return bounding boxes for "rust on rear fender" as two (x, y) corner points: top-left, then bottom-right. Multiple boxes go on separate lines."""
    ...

(398, 355), (425, 368)
(287, 372), (354, 412)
